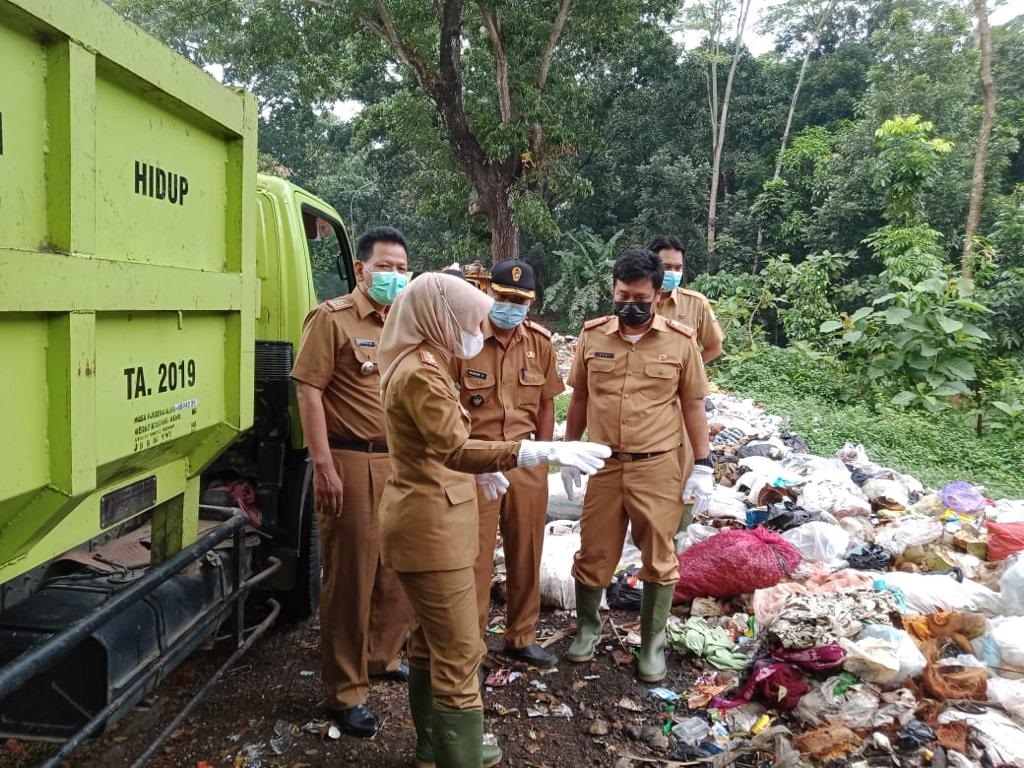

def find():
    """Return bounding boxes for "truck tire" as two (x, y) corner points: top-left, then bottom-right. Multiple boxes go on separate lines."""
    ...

(280, 489), (321, 621)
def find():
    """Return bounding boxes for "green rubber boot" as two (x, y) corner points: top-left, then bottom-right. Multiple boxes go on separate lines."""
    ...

(637, 582), (674, 682)
(565, 582), (604, 662)
(411, 674), (502, 768)
(430, 708), (504, 768)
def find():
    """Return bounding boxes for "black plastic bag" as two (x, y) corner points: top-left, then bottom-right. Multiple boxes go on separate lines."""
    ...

(846, 543), (894, 570)
(763, 501), (815, 532)
(606, 565), (642, 610)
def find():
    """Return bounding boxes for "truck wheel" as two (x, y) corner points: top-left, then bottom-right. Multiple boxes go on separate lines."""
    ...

(280, 492), (321, 621)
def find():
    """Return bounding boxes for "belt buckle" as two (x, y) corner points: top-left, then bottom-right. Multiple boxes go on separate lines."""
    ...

(614, 452), (632, 462)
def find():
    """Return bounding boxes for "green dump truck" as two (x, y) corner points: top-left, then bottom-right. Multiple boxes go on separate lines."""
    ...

(0, 0), (354, 758)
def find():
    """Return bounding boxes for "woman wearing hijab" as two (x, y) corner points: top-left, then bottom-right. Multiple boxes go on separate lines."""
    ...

(378, 273), (609, 768)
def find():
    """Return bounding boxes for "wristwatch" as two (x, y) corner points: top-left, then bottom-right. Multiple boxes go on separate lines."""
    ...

(694, 457), (714, 468)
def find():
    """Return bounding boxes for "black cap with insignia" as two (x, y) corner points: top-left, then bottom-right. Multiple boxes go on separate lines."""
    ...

(490, 258), (536, 299)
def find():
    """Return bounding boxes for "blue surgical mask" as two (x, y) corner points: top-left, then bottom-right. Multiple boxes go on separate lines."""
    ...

(661, 270), (683, 292)
(490, 301), (528, 329)
(367, 270), (408, 305)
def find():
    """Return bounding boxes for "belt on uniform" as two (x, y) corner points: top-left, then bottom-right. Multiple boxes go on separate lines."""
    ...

(609, 449), (670, 462)
(328, 437), (389, 453)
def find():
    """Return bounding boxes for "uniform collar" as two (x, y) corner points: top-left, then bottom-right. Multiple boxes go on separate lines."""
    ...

(603, 314), (669, 336)
(351, 285), (386, 321)
(659, 287), (681, 309)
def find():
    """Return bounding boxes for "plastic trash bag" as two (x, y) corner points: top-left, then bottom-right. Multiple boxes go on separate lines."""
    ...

(1000, 556), (1024, 616)
(795, 675), (881, 729)
(539, 522), (583, 609)
(873, 517), (943, 555)
(861, 478), (910, 510)
(606, 565), (642, 610)
(839, 625), (925, 688)
(975, 616), (1024, 672)
(675, 527), (802, 602)
(987, 677), (1024, 725)
(782, 521), (850, 565)
(674, 523), (718, 555)
(846, 543), (893, 570)
(985, 520), (1024, 561)
(705, 486), (748, 521)
(939, 481), (988, 515)
(798, 480), (871, 519)
(877, 571), (1003, 615)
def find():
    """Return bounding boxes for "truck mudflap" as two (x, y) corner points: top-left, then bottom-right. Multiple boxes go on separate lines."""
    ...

(0, 512), (280, 767)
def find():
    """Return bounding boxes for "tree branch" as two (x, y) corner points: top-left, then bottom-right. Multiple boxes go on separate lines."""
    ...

(535, 0), (571, 92)
(364, 2), (438, 97)
(477, 0), (512, 123)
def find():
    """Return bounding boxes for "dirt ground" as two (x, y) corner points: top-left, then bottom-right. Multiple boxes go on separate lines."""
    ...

(1, 602), (703, 768)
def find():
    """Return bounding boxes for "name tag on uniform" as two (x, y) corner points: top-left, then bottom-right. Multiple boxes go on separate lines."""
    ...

(355, 338), (376, 347)
(595, 352), (614, 359)
(467, 369), (489, 379)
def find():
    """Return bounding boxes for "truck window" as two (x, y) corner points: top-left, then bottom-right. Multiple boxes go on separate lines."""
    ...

(303, 210), (351, 301)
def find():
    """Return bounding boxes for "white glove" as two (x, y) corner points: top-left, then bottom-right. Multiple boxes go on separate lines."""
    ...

(518, 440), (611, 474)
(476, 472), (510, 501)
(561, 466), (582, 502)
(683, 464), (714, 518)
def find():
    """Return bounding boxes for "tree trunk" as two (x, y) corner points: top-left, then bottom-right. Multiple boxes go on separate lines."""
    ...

(706, 0), (751, 269)
(486, 188), (520, 262)
(963, 0), (996, 278)
(755, 0), (836, 262)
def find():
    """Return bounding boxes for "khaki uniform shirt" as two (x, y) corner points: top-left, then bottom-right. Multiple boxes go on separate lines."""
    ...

(568, 314), (709, 454)
(290, 288), (387, 443)
(379, 344), (521, 573)
(657, 287), (720, 351)
(451, 318), (565, 441)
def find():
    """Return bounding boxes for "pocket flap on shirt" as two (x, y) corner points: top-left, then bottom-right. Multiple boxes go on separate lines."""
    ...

(644, 363), (678, 379)
(444, 481), (478, 506)
(519, 370), (545, 386)
(587, 358), (615, 373)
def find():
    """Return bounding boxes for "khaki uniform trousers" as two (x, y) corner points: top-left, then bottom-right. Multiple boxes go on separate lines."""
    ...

(400, 567), (484, 710)
(473, 464), (549, 648)
(319, 449), (410, 709)
(572, 451), (685, 589)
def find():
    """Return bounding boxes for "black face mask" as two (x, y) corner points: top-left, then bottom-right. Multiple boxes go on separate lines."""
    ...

(613, 301), (652, 327)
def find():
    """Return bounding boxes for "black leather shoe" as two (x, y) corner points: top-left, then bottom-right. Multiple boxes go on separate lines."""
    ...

(328, 704), (381, 738)
(376, 659), (409, 682)
(504, 643), (557, 668)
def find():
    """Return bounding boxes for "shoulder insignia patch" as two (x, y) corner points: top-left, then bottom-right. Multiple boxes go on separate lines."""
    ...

(583, 316), (611, 331)
(325, 296), (354, 312)
(419, 348), (440, 368)
(668, 319), (696, 338)
(678, 288), (706, 300)
(524, 318), (552, 338)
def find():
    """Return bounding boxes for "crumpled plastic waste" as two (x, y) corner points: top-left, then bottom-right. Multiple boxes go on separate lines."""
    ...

(986, 676), (1024, 725)
(938, 708), (1024, 766)
(895, 719), (936, 748)
(780, 431), (810, 453)
(973, 615), (1024, 677)
(782, 520), (850, 566)
(674, 527), (801, 602)
(985, 520), (1024, 561)
(862, 477), (910, 510)
(939, 480), (988, 515)
(798, 478), (871, 518)
(605, 565), (642, 610)
(761, 501), (817, 532)
(665, 616), (749, 670)
(704, 486), (749, 521)
(873, 516), (944, 555)
(876, 570), (1003, 615)
(839, 624), (926, 687)
(674, 522), (718, 555)
(795, 675), (882, 729)
(737, 441), (785, 460)
(768, 589), (900, 649)
(846, 542), (893, 570)
(1000, 556), (1024, 615)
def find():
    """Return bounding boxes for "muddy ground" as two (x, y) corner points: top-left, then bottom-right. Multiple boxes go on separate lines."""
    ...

(1, 602), (705, 768)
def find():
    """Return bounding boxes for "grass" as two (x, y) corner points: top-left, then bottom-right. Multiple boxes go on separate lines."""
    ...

(712, 347), (1024, 499)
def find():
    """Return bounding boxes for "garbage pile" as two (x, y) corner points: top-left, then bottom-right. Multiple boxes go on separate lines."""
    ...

(543, 391), (1024, 767)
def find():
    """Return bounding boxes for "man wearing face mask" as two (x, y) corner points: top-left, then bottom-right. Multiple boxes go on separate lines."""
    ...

(451, 259), (565, 668)
(291, 225), (412, 737)
(648, 235), (724, 364)
(563, 249), (714, 683)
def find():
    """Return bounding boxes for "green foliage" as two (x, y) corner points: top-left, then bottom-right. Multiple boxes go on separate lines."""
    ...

(554, 392), (571, 424)
(542, 228), (623, 331)
(761, 250), (853, 344)
(717, 347), (1024, 498)
(871, 115), (953, 226)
